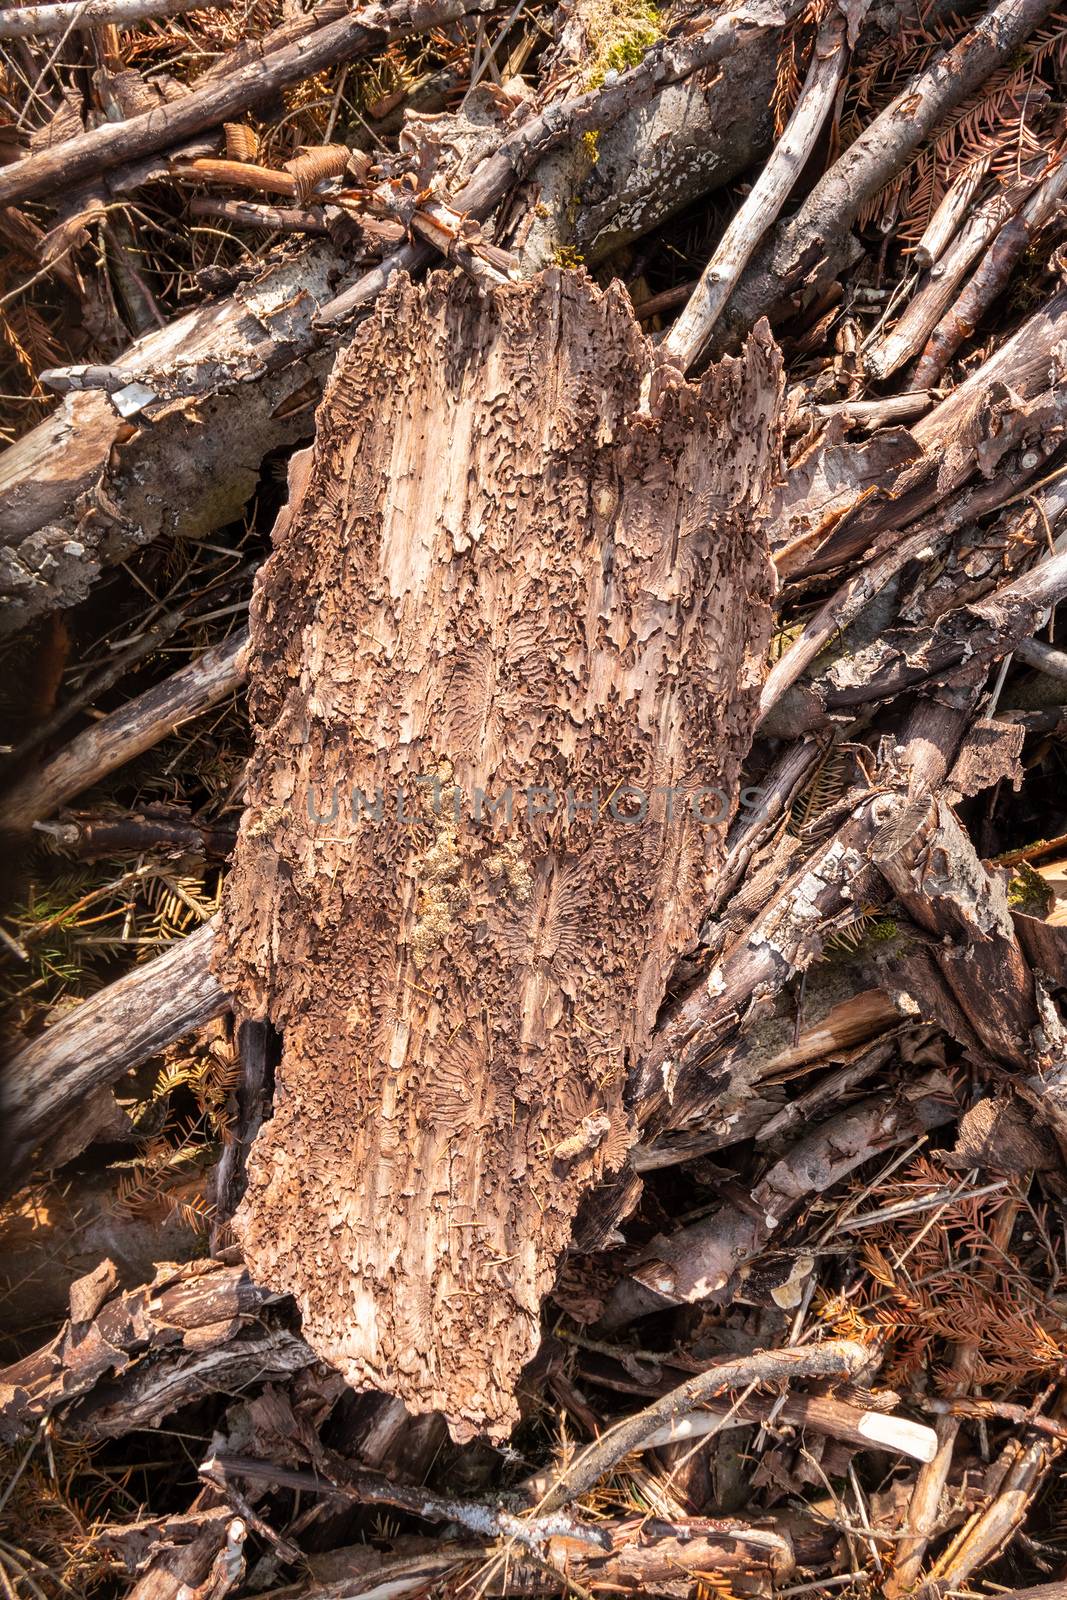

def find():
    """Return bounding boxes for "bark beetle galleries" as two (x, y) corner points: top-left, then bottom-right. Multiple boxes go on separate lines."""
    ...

(215, 267), (783, 1440)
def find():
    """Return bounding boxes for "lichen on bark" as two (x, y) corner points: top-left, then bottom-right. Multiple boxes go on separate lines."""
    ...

(216, 266), (783, 1440)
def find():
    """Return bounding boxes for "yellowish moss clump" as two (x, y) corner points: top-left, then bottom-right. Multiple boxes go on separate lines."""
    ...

(1007, 862), (1053, 918)
(584, 0), (661, 89)
(553, 244), (586, 268)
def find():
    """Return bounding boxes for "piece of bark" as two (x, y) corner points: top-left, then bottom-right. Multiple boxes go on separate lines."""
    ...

(2, 630), (246, 833)
(215, 267), (783, 1441)
(115, 1500), (245, 1600)
(0, 1260), (287, 1442)
(0, 919), (228, 1188)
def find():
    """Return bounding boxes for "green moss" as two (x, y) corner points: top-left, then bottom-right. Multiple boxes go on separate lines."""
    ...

(581, 129), (601, 164)
(553, 244), (586, 269)
(584, 0), (661, 90)
(1007, 862), (1053, 918)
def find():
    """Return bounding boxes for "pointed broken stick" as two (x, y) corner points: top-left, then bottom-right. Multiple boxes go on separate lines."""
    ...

(1, 629), (247, 833)
(660, 6), (852, 373)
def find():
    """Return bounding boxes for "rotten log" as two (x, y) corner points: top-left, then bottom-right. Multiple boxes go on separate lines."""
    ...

(214, 266), (783, 1441)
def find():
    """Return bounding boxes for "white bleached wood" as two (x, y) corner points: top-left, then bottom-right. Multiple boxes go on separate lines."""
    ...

(660, 8), (853, 372)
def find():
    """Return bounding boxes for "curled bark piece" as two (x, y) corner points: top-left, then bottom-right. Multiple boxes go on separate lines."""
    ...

(216, 267), (783, 1441)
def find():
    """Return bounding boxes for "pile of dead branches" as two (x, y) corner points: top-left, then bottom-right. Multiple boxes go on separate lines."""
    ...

(2, 0), (1067, 1595)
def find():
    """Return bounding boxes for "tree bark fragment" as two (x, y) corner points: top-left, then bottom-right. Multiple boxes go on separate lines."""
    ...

(215, 266), (783, 1441)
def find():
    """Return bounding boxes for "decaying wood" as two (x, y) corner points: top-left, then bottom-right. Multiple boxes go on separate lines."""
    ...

(0, 1260), (287, 1443)
(215, 266), (782, 1441)
(4, 0), (1067, 1586)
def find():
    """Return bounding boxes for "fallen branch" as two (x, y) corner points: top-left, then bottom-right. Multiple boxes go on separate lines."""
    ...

(533, 1339), (872, 1511)
(0, 0), (498, 207)
(0, 0), (227, 39)
(2, 629), (247, 833)
(0, 919), (228, 1186)
(660, 6), (852, 372)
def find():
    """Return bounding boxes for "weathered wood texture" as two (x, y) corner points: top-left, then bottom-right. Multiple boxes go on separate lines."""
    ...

(216, 267), (782, 1439)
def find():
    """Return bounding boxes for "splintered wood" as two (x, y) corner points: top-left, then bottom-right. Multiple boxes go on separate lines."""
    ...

(216, 268), (782, 1439)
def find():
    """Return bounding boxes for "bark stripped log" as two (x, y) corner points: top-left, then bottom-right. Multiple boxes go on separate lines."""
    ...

(215, 267), (783, 1440)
